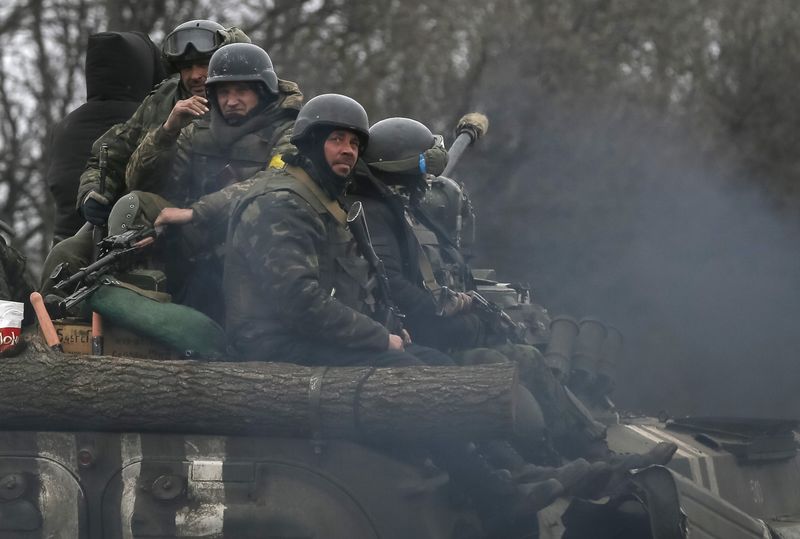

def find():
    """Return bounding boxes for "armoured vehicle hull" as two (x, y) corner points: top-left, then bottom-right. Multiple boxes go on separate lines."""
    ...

(0, 431), (475, 539)
(470, 279), (800, 538)
(3, 416), (798, 538)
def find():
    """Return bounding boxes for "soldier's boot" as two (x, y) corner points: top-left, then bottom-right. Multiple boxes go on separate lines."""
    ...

(514, 458), (593, 490)
(482, 440), (594, 493)
(580, 439), (678, 472)
(435, 442), (564, 537)
(558, 440), (678, 500)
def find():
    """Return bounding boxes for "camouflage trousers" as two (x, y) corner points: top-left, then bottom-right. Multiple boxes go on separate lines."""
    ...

(453, 343), (606, 458)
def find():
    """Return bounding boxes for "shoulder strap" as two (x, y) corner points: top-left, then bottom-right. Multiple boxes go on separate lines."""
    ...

(415, 238), (442, 294)
(285, 166), (347, 226)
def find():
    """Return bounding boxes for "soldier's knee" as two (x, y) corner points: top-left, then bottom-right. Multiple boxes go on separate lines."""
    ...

(108, 192), (144, 236)
(498, 343), (544, 362)
(40, 231), (94, 290)
(513, 385), (546, 440)
(108, 191), (173, 235)
(456, 347), (510, 366)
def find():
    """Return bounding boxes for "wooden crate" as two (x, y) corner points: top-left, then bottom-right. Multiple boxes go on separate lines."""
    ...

(47, 319), (180, 360)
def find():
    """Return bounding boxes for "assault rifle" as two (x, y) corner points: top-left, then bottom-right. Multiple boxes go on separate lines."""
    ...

(466, 289), (527, 345)
(54, 226), (157, 311)
(346, 201), (405, 333)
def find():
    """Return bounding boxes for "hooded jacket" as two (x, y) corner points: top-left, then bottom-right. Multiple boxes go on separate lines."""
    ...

(45, 32), (165, 241)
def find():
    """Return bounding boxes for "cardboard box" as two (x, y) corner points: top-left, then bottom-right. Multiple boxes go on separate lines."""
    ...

(48, 319), (180, 360)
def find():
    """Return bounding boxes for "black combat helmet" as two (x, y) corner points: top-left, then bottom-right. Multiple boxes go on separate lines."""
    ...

(290, 94), (369, 150)
(364, 117), (447, 177)
(162, 19), (226, 70)
(205, 43), (279, 97)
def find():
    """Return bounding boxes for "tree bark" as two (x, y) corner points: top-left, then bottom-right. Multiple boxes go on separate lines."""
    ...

(3, 336), (519, 444)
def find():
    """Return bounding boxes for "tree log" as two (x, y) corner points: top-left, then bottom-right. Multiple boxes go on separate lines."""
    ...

(1, 336), (519, 444)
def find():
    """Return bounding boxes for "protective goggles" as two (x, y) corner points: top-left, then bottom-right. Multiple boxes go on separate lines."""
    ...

(162, 27), (221, 58)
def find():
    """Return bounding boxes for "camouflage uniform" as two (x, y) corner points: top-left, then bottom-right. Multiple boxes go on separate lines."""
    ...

(224, 164), (396, 363)
(40, 27), (250, 299)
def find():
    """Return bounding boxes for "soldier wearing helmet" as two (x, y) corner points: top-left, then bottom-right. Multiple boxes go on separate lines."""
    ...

(125, 42), (301, 203)
(223, 93), (416, 364)
(39, 20), (250, 306)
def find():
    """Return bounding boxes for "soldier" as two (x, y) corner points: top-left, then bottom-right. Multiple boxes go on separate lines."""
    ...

(223, 95), (593, 535)
(224, 94), (418, 365)
(40, 19), (250, 304)
(109, 42), (302, 321)
(352, 117), (677, 470)
(45, 31), (165, 244)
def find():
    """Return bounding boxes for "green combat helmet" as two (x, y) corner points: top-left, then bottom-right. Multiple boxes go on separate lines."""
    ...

(161, 19), (233, 71)
(364, 117), (448, 199)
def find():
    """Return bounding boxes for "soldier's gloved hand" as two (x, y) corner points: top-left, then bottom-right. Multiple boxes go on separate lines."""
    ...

(81, 197), (111, 225)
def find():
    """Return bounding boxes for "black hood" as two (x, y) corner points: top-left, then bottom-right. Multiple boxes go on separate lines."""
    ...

(85, 31), (166, 102)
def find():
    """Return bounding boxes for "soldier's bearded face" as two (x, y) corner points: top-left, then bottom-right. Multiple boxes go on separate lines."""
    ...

(179, 63), (209, 97)
(324, 130), (360, 177)
(215, 82), (260, 124)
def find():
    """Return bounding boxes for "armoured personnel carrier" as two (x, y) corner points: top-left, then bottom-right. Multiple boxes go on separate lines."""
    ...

(2, 114), (799, 539)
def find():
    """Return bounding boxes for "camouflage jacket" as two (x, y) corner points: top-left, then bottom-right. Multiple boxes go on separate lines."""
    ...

(76, 76), (188, 209)
(224, 165), (389, 362)
(76, 27), (252, 211)
(125, 79), (302, 239)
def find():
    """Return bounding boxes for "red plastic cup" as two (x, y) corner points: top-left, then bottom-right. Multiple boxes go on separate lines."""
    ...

(0, 301), (24, 353)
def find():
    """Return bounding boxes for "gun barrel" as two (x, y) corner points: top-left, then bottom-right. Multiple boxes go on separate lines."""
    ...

(441, 133), (473, 178)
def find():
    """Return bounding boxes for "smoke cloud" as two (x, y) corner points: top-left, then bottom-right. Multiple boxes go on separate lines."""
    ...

(464, 95), (800, 419)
